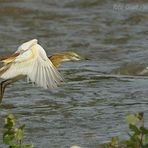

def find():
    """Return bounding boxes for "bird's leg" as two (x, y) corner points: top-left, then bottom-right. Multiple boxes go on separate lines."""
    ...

(0, 75), (25, 103)
(0, 79), (11, 103)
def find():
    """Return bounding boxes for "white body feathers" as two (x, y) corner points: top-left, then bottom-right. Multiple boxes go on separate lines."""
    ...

(0, 39), (63, 89)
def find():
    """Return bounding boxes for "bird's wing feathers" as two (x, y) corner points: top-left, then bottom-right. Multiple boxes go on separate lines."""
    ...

(29, 56), (64, 88)
(16, 39), (38, 52)
(0, 39), (38, 65)
(0, 47), (37, 79)
(0, 43), (64, 89)
(0, 52), (20, 64)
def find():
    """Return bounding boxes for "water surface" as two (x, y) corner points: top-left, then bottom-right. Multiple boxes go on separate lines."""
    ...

(0, 0), (148, 148)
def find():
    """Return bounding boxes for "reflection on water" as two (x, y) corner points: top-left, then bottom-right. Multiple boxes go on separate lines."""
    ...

(0, 0), (148, 147)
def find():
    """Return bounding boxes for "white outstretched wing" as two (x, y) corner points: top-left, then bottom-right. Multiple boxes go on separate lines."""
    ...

(0, 42), (64, 89)
(0, 39), (38, 65)
(16, 39), (38, 53)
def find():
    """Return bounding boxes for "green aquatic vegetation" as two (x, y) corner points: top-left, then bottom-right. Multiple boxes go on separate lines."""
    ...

(109, 137), (119, 148)
(2, 112), (148, 148)
(3, 114), (33, 148)
(106, 112), (148, 148)
(125, 112), (148, 148)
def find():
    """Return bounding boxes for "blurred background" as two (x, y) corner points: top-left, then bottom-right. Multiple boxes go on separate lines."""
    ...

(0, 0), (148, 147)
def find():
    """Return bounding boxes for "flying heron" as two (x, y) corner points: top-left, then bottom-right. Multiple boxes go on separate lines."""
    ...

(0, 39), (81, 103)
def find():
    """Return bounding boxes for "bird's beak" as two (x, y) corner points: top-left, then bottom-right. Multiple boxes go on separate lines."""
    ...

(76, 55), (90, 61)
(76, 55), (83, 60)
(71, 54), (83, 61)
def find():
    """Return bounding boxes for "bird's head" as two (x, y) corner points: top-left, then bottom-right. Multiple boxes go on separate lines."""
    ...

(49, 52), (82, 68)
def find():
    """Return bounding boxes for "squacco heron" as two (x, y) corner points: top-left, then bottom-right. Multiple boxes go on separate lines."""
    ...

(0, 39), (81, 103)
